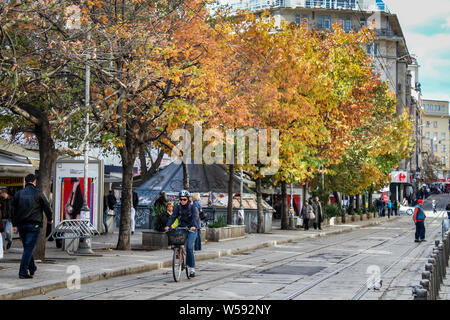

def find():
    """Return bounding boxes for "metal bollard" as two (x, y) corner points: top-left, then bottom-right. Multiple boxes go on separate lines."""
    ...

(438, 243), (446, 278)
(425, 263), (435, 300)
(421, 271), (432, 300)
(412, 285), (428, 300)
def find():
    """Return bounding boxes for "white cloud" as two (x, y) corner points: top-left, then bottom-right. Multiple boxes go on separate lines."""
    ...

(443, 16), (450, 29)
(384, 0), (450, 27)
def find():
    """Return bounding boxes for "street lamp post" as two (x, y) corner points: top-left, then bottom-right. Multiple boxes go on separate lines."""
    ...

(76, 31), (95, 255)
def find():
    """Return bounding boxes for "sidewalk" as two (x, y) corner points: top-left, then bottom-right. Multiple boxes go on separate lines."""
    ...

(0, 216), (398, 300)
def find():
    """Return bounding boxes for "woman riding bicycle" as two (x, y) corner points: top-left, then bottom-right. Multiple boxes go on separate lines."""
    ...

(165, 190), (199, 277)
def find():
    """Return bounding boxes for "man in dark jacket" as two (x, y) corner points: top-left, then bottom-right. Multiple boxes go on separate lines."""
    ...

(0, 187), (13, 250)
(312, 196), (323, 230)
(11, 174), (53, 279)
(103, 190), (117, 234)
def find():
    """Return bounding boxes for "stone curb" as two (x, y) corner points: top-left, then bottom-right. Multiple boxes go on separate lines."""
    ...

(0, 216), (398, 300)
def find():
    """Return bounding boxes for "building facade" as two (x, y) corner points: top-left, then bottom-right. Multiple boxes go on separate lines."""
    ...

(421, 99), (450, 179)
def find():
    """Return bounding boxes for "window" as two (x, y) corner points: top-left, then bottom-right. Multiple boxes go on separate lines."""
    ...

(426, 121), (430, 128)
(425, 132), (430, 139)
(318, 16), (331, 30)
(442, 145), (446, 152)
(360, 18), (366, 27)
(442, 133), (446, 140)
(296, 14), (301, 25)
(438, 106), (441, 111)
(443, 106), (446, 112)
(442, 157), (446, 165)
(345, 18), (352, 31)
(435, 144), (438, 152)
(434, 132), (438, 140)
(434, 121), (438, 128)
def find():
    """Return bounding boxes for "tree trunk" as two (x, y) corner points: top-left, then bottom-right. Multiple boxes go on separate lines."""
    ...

(227, 164), (234, 225)
(140, 148), (164, 182)
(281, 181), (289, 230)
(368, 188), (373, 212)
(182, 161), (189, 190)
(34, 121), (57, 261)
(116, 139), (136, 250)
(333, 191), (341, 210)
(256, 177), (264, 233)
(139, 145), (147, 176)
(362, 194), (367, 213)
(356, 194), (360, 212)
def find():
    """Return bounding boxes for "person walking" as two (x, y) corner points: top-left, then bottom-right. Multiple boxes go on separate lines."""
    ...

(155, 201), (174, 231)
(301, 200), (313, 231)
(376, 199), (384, 217)
(312, 196), (323, 230)
(192, 193), (203, 251)
(165, 190), (199, 277)
(413, 199), (426, 243)
(103, 190), (117, 234)
(131, 190), (139, 235)
(387, 200), (392, 218)
(446, 202), (450, 220)
(0, 188), (13, 250)
(11, 174), (53, 279)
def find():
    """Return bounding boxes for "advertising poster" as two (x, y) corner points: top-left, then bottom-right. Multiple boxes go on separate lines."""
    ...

(53, 159), (103, 229)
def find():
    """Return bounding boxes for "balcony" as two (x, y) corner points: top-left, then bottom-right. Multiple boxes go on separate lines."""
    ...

(226, 0), (391, 14)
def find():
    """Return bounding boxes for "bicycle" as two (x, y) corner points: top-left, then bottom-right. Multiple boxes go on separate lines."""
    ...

(166, 227), (192, 282)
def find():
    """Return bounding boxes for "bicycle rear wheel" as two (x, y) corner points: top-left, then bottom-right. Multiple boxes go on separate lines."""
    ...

(172, 247), (182, 282)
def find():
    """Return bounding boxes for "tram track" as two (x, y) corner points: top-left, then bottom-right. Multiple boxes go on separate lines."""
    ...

(71, 219), (406, 300)
(284, 207), (446, 300)
(54, 207), (446, 301)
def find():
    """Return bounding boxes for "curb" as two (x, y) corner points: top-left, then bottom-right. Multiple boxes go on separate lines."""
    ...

(0, 216), (398, 300)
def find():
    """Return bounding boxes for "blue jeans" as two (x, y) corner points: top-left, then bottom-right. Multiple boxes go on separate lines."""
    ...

(194, 228), (202, 251)
(103, 210), (108, 233)
(2, 219), (12, 244)
(378, 207), (383, 217)
(415, 221), (425, 241)
(17, 224), (41, 276)
(185, 230), (197, 268)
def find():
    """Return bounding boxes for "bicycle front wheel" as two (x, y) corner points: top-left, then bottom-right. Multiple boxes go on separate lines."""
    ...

(172, 247), (182, 282)
(183, 247), (190, 279)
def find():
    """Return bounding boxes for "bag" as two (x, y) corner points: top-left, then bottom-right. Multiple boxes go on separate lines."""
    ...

(310, 211), (315, 220)
(107, 209), (115, 216)
(171, 218), (179, 229)
(297, 217), (303, 227)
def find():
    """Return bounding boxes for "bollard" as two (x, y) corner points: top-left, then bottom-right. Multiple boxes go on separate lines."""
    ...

(425, 264), (435, 300)
(413, 287), (428, 300)
(420, 279), (430, 299)
(438, 243), (446, 278)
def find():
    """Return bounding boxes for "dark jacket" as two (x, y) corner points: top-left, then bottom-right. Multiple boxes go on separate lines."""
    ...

(166, 203), (199, 229)
(132, 191), (139, 209)
(312, 200), (323, 222)
(301, 204), (313, 219)
(0, 196), (12, 219)
(11, 184), (53, 227)
(106, 194), (117, 210)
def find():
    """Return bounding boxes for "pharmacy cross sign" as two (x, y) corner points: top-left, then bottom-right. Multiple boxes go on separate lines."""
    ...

(398, 173), (406, 182)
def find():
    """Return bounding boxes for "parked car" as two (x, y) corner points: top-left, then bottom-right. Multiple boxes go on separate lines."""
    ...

(399, 205), (415, 216)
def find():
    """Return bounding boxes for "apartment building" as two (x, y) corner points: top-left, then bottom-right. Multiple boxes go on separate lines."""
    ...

(220, 0), (412, 115)
(422, 99), (450, 179)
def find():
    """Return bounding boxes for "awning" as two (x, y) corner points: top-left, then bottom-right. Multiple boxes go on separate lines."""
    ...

(0, 153), (35, 177)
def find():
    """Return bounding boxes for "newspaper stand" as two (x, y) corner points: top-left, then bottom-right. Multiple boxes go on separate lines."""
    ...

(47, 219), (101, 255)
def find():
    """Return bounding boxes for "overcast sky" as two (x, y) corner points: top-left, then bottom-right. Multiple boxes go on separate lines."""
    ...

(383, 0), (450, 102)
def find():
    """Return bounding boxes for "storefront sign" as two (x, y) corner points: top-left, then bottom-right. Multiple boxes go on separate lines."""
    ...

(0, 177), (24, 187)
